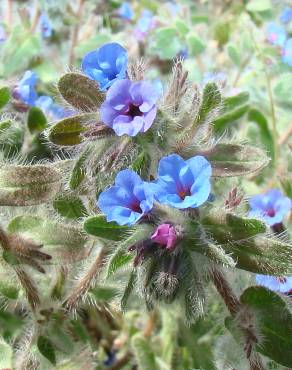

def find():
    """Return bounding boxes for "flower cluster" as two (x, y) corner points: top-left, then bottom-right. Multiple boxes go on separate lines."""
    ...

(98, 154), (212, 226)
(82, 42), (159, 136)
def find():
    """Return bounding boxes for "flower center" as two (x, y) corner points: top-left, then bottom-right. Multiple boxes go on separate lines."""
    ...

(127, 103), (143, 118)
(178, 188), (191, 200)
(265, 208), (275, 217)
(130, 201), (142, 213)
(277, 276), (287, 284)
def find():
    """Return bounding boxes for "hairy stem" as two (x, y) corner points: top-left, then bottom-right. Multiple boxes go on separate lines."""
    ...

(210, 267), (240, 315)
(15, 268), (40, 310)
(211, 267), (265, 370)
(64, 246), (106, 311)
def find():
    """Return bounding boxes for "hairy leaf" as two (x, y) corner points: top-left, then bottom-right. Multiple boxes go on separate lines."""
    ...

(69, 145), (93, 190)
(121, 270), (137, 310)
(8, 215), (87, 256)
(0, 165), (61, 206)
(58, 72), (104, 111)
(53, 195), (88, 219)
(48, 114), (92, 146)
(191, 143), (269, 177)
(195, 82), (221, 126)
(226, 286), (292, 367)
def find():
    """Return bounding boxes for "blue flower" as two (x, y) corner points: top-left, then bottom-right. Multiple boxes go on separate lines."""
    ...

(249, 189), (291, 226)
(151, 154), (212, 209)
(266, 23), (286, 47)
(39, 12), (52, 38)
(280, 7), (292, 24)
(14, 71), (38, 106)
(118, 2), (134, 20)
(100, 79), (158, 137)
(35, 95), (75, 120)
(81, 43), (128, 90)
(256, 274), (292, 294)
(282, 38), (292, 66)
(97, 170), (154, 226)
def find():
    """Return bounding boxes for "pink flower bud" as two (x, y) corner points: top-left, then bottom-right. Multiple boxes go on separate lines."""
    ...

(151, 224), (177, 250)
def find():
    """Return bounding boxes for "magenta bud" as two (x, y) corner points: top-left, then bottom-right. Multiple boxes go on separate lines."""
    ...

(151, 224), (177, 250)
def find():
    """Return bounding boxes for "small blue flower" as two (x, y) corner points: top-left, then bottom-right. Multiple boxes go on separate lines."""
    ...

(100, 79), (158, 137)
(282, 38), (292, 66)
(81, 42), (128, 90)
(280, 7), (292, 24)
(14, 71), (38, 106)
(151, 154), (212, 209)
(266, 23), (286, 47)
(249, 189), (291, 226)
(256, 274), (292, 294)
(39, 12), (52, 38)
(97, 170), (154, 226)
(35, 95), (74, 120)
(118, 2), (134, 21)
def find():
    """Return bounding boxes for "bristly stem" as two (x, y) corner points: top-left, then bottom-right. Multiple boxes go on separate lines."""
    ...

(69, 0), (85, 65)
(210, 267), (265, 370)
(210, 267), (240, 315)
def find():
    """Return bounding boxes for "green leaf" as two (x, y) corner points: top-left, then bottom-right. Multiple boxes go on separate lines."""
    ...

(83, 215), (131, 241)
(175, 20), (189, 36)
(53, 195), (88, 219)
(48, 114), (91, 146)
(213, 92), (249, 133)
(187, 34), (205, 56)
(27, 107), (47, 134)
(227, 286), (292, 367)
(227, 44), (241, 67)
(58, 73), (104, 111)
(246, 0), (272, 12)
(37, 335), (56, 365)
(191, 144), (269, 177)
(106, 244), (133, 278)
(195, 82), (221, 126)
(213, 104), (249, 133)
(0, 165), (61, 206)
(69, 145), (93, 190)
(0, 86), (10, 109)
(106, 225), (154, 277)
(248, 109), (274, 161)
(132, 334), (158, 370)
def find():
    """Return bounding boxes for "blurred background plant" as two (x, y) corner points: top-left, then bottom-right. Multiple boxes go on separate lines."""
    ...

(0, 0), (291, 369)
